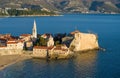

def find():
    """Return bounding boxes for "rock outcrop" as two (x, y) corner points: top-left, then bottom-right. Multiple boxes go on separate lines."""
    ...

(69, 30), (99, 52)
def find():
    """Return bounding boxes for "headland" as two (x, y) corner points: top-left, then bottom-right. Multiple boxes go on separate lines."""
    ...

(0, 19), (99, 70)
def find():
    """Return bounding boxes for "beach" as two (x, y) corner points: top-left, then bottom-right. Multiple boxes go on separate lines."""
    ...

(0, 55), (32, 70)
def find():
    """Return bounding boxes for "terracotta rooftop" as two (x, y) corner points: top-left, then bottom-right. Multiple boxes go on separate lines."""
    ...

(18, 40), (24, 43)
(0, 34), (11, 38)
(0, 38), (7, 41)
(54, 45), (68, 51)
(34, 46), (54, 50)
(20, 34), (31, 37)
(54, 47), (61, 50)
(41, 33), (51, 38)
(34, 46), (68, 51)
(8, 38), (17, 41)
(34, 46), (48, 49)
(7, 42), (18, 44)
(48, 46), (54, 50)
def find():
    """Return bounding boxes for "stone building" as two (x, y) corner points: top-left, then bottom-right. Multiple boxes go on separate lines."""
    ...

(33, 44), (72, 59)
(52, 45), (70, 55)
(41, 33), (51, 39)
(0, 38), (24, 55)
(7, 38), (24, 50)
(20, 34), (32, 42)
(0, 38), (7, 46)
(33, 46), (54, 58)
(25, 41), (33, 50)
(0, 34), (11, 39)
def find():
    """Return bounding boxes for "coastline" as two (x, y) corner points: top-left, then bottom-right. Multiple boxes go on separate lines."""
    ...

(0, 14), (63, 18)
(0, 54), (32, 70)
(1, 13), (120, 18)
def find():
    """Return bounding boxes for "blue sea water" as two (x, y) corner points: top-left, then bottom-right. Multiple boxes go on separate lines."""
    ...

(0, 14), (120, 78)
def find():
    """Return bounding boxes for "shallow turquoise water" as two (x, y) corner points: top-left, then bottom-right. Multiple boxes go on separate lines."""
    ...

(0, 14), (120, 78)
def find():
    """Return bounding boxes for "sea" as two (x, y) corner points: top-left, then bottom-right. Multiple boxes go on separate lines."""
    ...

(0, 14), (120, 78)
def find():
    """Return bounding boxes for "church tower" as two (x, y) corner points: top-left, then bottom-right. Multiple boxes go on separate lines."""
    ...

(32, 19), (37, 38)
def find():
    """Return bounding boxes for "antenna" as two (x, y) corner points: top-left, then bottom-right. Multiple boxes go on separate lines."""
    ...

(75, 26), (78, 30)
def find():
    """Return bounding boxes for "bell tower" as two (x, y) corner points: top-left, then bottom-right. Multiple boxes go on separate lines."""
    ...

(32, 19), (37, 38)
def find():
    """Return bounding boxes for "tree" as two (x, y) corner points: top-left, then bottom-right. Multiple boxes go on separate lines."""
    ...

(7, 9), (56, 16)
(39, 37), (47, 46)
(55, 41), (60, 45)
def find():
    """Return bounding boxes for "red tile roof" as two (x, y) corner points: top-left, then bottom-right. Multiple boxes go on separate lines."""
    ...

(54, 47), (61, 50)
(34, 46), (48, 49)
(7, 42), (18, 44)
(8, 38), (17, 41)
(54, 46), (68, 51)
(41, 33), (51, 38)
(20, 34), (31, 37)
(18, 40), (24, 43)
(0, 38), (7, 41)
(48, 46), (54, 50)
(34, 46), (54, 50)
(0, 34), (11, 39)
(34, 46), (68, 51)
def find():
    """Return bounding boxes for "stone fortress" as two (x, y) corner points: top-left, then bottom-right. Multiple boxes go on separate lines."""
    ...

(0, 20), (99, 59)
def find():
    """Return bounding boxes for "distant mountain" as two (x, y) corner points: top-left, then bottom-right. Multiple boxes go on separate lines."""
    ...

(0, 0), (120, 13)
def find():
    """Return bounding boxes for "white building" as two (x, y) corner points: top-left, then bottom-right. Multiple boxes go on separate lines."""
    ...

(41, 34), (54, 47)
(47, 36), (54, 47)
(7, 39), (24, 50)
(0, 39), (24, 55)
(20, 34), (32, 41)
(17, 40), (24, 50)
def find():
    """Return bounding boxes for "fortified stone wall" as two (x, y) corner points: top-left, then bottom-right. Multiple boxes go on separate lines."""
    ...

(70, 32), (99, 51)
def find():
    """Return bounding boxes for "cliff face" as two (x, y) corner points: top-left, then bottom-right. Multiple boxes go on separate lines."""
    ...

(69, 31), (99, 52)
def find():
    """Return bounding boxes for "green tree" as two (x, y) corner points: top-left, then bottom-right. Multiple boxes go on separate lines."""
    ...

(55, 41), (60, 45)
(39, 37), (47, 46)
(7, 9), (56, 16)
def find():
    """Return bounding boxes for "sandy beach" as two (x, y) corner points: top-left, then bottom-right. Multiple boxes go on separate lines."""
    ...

(0, 55), (32, 70)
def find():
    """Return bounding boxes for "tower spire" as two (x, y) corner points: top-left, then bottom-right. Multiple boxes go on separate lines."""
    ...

(32, 19), (37, 38)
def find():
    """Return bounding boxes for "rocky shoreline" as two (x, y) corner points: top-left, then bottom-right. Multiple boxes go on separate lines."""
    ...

(0, 52), (71, 70)
(0, 48), (101, 70)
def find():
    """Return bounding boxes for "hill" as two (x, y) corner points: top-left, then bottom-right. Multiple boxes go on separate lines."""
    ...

(0, 0), (120, 14)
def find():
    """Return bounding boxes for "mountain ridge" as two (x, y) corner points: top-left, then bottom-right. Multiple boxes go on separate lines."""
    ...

(0, 0), (120, 13)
